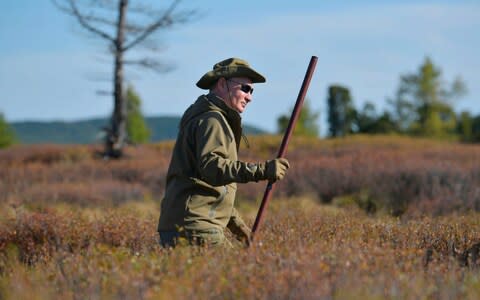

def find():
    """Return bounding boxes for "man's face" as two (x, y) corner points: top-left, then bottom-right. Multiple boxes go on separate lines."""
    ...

(224, 77), (254, 113)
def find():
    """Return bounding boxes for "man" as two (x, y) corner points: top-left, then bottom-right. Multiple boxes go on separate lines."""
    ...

(157, 58), (290, 247)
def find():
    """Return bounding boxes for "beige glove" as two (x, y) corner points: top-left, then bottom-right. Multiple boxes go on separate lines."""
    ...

(227, 208), (252, 247)
(236, 225), (252, 247)
(265, 158), (290, 182)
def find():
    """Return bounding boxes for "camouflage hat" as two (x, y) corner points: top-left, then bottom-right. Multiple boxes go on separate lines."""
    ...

(196, 57), (266, 89)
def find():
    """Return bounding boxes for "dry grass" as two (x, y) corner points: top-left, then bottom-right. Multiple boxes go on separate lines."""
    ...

(1, 199), (480, 299)
(1, 136), (480, 299)
(1, 135), (479, 216)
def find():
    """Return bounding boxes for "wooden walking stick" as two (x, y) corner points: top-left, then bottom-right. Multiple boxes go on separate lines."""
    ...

(251, 56), (318, 238)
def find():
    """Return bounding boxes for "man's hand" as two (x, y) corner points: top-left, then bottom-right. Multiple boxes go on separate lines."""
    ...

(234, 225), (252, 247)
(265, 158), (290, 182)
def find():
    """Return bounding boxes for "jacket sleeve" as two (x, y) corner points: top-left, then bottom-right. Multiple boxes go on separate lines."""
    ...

(194, 114), (266, 186)
(227, 207), (251, 243)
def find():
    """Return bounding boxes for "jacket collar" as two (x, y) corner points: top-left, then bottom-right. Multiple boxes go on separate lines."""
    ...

(206, 93), (240, 119)
(206, 93), (243, 149)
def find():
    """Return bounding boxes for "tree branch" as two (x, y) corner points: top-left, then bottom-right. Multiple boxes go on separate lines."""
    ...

(53, 0), (115, 43)
(133, 37), (168, 52)
(79, 14), (117, 29)
(123, 0), (184, 52)
(123, 58), (174, 73)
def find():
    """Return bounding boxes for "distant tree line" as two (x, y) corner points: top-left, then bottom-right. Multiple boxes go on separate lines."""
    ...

(0, 85), (150, 149)
(327, 56), (479, 142)
(2, 56), (478, 150)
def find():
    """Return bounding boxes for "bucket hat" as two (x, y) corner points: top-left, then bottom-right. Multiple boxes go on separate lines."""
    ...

(196, 57), (266, 89)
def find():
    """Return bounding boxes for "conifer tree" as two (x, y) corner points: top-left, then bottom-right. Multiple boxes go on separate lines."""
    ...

(327, 85), (355, 137)
(126, 86), (150, 144)
(277, 100), (320, 137)
(0, 113), (16, 148)
(389, 56), (466, 138)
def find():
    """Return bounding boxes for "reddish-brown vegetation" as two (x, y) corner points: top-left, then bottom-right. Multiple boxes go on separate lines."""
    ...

(1, 136), (480, 299)
(1, 136), (479, 216)
(1, 199), (480, 299)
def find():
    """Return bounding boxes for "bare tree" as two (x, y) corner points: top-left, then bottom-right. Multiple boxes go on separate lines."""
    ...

(53, 0), (196, 158)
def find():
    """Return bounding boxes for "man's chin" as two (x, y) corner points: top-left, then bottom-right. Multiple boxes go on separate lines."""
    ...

(235, 107), (245, 113)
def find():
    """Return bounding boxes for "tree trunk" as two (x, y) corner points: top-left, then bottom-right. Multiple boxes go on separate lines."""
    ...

(105, 0), (128, 158)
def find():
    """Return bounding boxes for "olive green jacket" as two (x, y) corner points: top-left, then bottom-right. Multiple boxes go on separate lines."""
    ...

(157, 93), (266, 236)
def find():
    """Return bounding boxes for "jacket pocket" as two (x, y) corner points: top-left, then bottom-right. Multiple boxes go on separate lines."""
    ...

(208, 186), (227, 218)
(185, 177), (226, 217)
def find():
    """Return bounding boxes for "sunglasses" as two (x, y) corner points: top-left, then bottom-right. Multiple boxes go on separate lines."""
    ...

(228, 79), (254, 95)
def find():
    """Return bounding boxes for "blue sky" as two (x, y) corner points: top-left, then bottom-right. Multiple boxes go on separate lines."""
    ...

(1, 0), (479, 135)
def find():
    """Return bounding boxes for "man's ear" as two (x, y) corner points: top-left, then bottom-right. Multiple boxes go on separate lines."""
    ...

(218, 77), (227, 91)
(212, 77), (228, 96)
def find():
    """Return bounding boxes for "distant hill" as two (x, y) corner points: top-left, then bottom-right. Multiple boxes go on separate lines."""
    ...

(11, 116), (268, 144)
